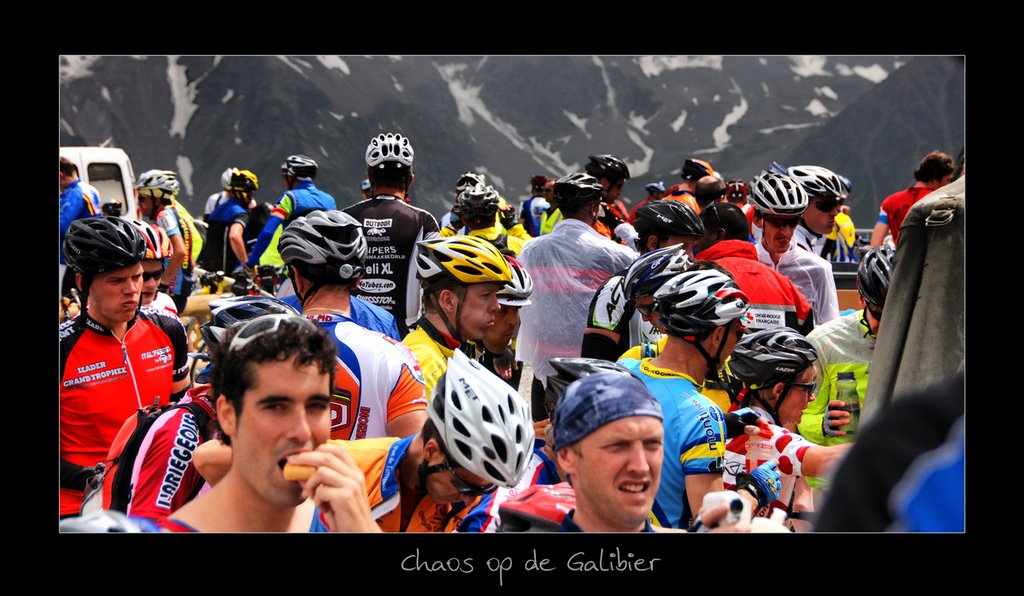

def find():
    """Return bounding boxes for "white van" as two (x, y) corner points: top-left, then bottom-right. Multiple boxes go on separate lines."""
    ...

(60, 146), (137, 219)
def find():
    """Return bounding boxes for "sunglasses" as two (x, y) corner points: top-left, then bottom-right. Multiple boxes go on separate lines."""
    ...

(763, 216), (800, 229)
(784, 381), (816, 394)
(636, 299), (659, 316)
(227, 314), (317, 353)
(141, 268), (165, 282)
(424, 459), (497, 497)
(812, 198), (843, 212)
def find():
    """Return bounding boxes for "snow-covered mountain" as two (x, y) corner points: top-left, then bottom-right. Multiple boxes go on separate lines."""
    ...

(59, 55), (963, 227)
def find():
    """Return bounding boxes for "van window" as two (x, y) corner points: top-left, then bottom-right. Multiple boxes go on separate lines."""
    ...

(87, 163), (126, 204)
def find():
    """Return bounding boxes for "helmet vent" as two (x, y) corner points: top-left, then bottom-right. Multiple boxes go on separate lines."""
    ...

(491, 436), (507, 462)
(483, 461), (504, 484)
(480, 406), (493, 424)
(452, 416), (471, 438)
(455, 439), (473, 460)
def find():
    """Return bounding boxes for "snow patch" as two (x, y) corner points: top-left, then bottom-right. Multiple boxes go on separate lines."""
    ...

(711, 88), (748, 150)
(762, 81), (770, 97)
(329, 111), (345, 121)
(835, 63), (853, 76)
(350, 112), (358, 117)
(60, 118), (75, 136)
(212, 56), (223, 68)
(853, 64), (888, 83)
(319, 145), (329, 157)
(758, 58), (768, 66)
(592, 56), (618, 114)
(805, 99), (833, 117)
(176, 156), (194, 197)
(388, 56), (402, 62)
(758, 122), (821, 135)
(317, 55), (350, 75)
(789, 56), (830, 78)
(222, 89), (234, 103)
(563, 110), (590, 137)
(636, 55), (723, 77)
(894, 60), (905, 69)
(625, 129), (653, 177)
(692, 97), (699, 106)
(276, 56), (310, 78)
(235, 137), (242, 145)
(166, 56), (200, 140)
(628, 111), (651, 134)
(60, 55), (102, 83)
(815, 86), (838, 100)
(713, 94), (720, 103)
(391, 75), (404, 93)
(101, 86), (111, 103)
(670, 110), (688, 133)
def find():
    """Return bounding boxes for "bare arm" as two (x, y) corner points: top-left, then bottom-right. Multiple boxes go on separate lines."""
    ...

(163, 234), (187, 288)
(869, 222), (889, 248)
(385, 410), (428, 439)
(685, 473), (723, 523)
(800, 442), (852, 478)
(228, 222), (248, 267)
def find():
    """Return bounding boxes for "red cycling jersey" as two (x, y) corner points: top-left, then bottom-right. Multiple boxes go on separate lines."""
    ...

(60, 307), (188, 516)
(124, 387), (216, 521)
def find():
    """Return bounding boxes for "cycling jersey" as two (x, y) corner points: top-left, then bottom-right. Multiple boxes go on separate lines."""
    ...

(467, 224), (527, 256)
(125, 387), (216, 520)
(344, 195), (440, 337)
(797, 310), (875, 446)
(756, 240), (839, 325)
(402, 317), (459, 400)
(457, 439), (561, 532)
(280, 295), (400, 340)
(539, 207), (562, 235)
(878, 185), (933, 245)
(581, 270), (652, 360)
(663, 186), (700, 214)
(699, 239), (814, 334)
(204, 197), (249, 272)
(305, 313), (427, 440)
(60, 306), (189, 516)
(618, 338), (735, 415)
(794, 218), (857, 264)
(518, 218), (636, 384)
(153, 203), (197, 300)
(560, 511), (655, 532)
(59, 179), (102, 265)
(627, 195), (656, 223)
(722, 405), (812, 519)
(248, 180), (337, 268)
(618, 358), (726, 529)
(520, 195), (548, 236)
(203, 190), (229, 219)
(318, 435), (463, 532)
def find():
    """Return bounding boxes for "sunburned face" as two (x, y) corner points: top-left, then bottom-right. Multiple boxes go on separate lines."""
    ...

(455, 282), (502, 341)
(86, 263), (142, 327)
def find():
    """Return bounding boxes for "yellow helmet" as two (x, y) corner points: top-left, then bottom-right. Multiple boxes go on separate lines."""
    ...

(230, 169), (259, 195)
(416, 235), (512, 287)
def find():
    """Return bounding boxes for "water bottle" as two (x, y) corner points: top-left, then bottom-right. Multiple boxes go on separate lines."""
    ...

(835, 371), (860, 435)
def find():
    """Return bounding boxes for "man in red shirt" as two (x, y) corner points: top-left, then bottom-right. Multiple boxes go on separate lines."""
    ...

(870, 151), (954, 246)
(694, 202), (814, 335)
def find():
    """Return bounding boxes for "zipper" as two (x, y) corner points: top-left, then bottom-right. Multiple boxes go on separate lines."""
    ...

(118, 328), (145, 409)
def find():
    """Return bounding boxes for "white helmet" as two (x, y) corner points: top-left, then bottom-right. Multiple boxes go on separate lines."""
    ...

(748, 170), (808, 217)
(365, 132), (414, 169)
(135, 169), (180, 199)
(221, 167), (238, 190)
(429, 350), (534, 488)
(786, 165), (846, 200)
(497, 256), (533, 307)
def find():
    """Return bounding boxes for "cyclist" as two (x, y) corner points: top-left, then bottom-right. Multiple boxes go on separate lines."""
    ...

(127, 219), (178, 315)
(441, 171), (484, 237)
(520, 174), (550, 237)
(202, 167), (236, 221)
(584, 154), (633, 241)
(750, 170), (840, 324)
(60, 156), (102, 297)
(114, 296), (298, 521)
(474, 255), (533, 388)
(787, 164), (855, 262)
(459, 183), (527, 255)
(618, 268), (780, 528)
(135, 169), (201, 313)
(246, 154), (337, 271)
(663, 157), (713, 214)
(628, 180), (666, 223)
(279, 210), (427, 440)
(403, 235), (512, 398)
(205, 169), (259, 274)
(344, 133), (440, 337)
(60, 217), (189, 517)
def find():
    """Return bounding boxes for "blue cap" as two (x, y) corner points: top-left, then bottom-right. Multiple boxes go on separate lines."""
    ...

(361, 178), (371, 191)
(552, 372), (663, 451)
(645, 181), (666, 193)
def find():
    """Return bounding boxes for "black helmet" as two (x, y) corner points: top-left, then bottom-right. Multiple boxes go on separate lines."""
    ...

(543, 357), (643, 419)
(553, 173), (603, 213)
(857, 245), (895, 308)
(279, 210), (368, 284)
(458, 183), (501, 224)
(681, 158), (714, 181)
(63, 217), (146, 275)
(633, 200), (704, 240)
(585, 154), (631, 181)
(200, 295), (300, 349)
(728, 328), (818, 390)
(281, 154), (318, 179)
